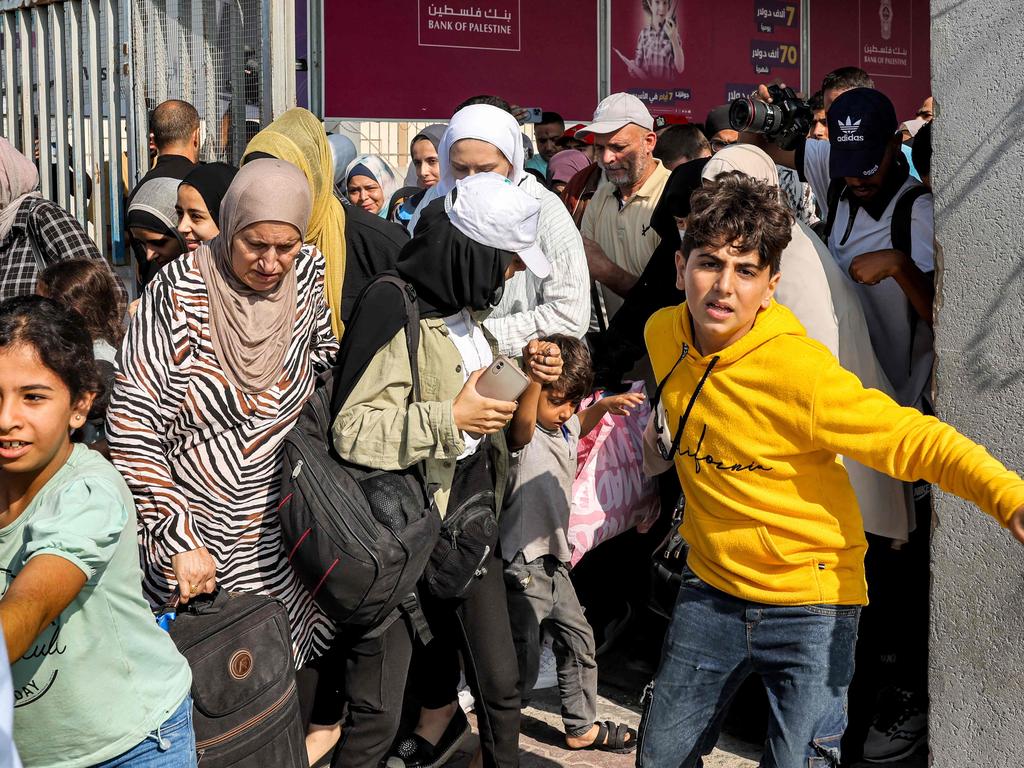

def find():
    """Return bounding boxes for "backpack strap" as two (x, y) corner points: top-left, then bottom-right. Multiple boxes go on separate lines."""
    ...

(22, 199), (48, 274)
(398, 593), (432, 645)
(328, 274), (422, 419)
(369, 274), (422, 403)
(821, 178), (845, 242)
(889, 185), (930, 261)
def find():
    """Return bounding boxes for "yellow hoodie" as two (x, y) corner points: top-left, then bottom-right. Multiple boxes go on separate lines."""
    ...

(645, 300), (1024, 606)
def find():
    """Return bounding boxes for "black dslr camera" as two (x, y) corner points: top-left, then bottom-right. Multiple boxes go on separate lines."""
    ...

(729, 85), (812, 151)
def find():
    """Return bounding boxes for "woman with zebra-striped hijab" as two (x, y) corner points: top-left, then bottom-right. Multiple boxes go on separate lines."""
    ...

(107, 158), (339, 666)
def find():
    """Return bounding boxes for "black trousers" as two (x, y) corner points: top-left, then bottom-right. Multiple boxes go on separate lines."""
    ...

(843, 484), (931, 762)
(413, 548), (522, 768)
(299, 617), (415, 768)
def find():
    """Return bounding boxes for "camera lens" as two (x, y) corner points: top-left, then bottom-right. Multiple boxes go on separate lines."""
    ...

(728, 98), (758, 132)
(729, 97), (782, 135)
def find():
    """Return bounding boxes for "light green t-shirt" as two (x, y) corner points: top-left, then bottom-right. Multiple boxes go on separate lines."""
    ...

(1, 445), (192, 767)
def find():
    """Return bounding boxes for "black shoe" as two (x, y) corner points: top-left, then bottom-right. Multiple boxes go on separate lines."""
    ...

(385, 708), (470, 768)
(861, 687), (927, 763)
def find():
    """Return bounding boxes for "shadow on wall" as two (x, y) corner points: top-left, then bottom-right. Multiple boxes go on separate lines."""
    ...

(932, 3), (1024, 396)
(963, 258), (1024, 392)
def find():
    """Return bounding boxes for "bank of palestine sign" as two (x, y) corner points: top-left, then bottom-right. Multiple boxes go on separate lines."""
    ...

(419, 1), (521, 52)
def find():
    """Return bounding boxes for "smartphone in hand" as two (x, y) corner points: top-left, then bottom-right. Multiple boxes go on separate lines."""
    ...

(476, 356), (531, 401)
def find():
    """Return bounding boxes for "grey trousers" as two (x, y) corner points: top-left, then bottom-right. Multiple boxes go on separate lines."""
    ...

(504, 555), (598, 737)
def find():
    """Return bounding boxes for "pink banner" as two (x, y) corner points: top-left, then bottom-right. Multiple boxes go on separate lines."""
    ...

(609, 0), (801, 119)
(810, 0), (930, 120)
(859, 0), (913, 79)
(324, 0), (597, 120)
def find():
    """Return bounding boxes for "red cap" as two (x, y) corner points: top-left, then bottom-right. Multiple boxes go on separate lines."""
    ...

(562, 124), (596, 145)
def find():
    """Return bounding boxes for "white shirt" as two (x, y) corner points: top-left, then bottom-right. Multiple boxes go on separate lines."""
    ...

(484, 175), (590, 355)
(443, 309), (494, 459)
(800, 139), (935, 407)
(792, 218), (916, 541)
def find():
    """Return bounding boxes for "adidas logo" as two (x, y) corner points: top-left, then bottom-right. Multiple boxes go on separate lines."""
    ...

(835, 116), (865, 142)
(838, 116), (861, 134)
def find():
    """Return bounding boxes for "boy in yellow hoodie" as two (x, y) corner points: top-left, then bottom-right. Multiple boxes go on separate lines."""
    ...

(637, 173), (1024, 768)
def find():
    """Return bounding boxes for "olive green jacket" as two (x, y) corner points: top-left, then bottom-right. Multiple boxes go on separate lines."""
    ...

(331, 317), (509, 518)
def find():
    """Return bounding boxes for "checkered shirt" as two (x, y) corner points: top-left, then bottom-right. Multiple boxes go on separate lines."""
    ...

(0, 196), (107, 301)
(635, 26), (675, 81)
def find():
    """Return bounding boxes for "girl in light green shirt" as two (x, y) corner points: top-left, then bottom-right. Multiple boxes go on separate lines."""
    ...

(0, 295), (193, 768)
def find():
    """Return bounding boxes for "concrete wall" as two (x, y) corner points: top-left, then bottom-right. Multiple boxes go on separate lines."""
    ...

(930, 0), (1024, 762)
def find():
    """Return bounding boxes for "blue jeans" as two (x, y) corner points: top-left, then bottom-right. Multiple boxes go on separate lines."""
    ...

(637, 573), (859, 768)
(93, 695), (196, 768)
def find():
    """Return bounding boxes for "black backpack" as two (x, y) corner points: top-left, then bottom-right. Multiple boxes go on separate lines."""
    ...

(278, 275), (439, 637)
(821, 178), (931, 259)
(168, 591), (306, 767)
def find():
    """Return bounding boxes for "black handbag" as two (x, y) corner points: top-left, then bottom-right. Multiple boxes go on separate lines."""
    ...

(167, 590), (305, 767)
(422, 440), (498, 601)
(648, 493), (688, 620)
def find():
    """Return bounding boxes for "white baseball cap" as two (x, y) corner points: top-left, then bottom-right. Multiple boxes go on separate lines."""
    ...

(445, 172), (551, 278)
(576, 92), (655, 138)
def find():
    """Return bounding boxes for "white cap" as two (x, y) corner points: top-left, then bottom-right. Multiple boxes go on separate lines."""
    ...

(576, 92), (655, 138)
(444, 172), (551, 278)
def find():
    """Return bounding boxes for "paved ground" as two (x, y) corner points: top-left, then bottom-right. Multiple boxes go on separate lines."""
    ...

(445, 673), (926, 768)
(448, 688), (762, 768)
(450, 696), (925, 768)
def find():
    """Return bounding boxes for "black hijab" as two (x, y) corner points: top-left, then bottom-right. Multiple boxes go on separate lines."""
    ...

(330, 196), (513, 411)
(395, 196), (513, 319)
(179, 162), (238, 224)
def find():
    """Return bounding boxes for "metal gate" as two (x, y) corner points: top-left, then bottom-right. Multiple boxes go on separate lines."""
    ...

(0, 0), (294, 265)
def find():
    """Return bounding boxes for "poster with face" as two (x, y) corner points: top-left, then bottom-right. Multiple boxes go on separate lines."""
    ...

(609, 0), (801, 118)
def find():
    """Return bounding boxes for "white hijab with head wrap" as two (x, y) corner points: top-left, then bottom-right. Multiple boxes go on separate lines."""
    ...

(437, 103), (527, 194)
(409, 104), (527, 232)
(0, 138), (40, 240)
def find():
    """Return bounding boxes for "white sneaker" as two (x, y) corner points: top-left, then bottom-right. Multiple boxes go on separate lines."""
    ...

(533, 640), (558, 690)
(862, 687), (927, 763)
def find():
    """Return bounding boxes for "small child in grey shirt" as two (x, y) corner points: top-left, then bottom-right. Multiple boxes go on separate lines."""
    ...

(501, 334), (644, 754)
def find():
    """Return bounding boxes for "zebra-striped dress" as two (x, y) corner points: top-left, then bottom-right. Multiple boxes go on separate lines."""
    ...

(107, 246), (338, 666)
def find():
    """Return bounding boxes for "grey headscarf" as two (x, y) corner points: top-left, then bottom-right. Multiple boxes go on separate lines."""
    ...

(127, 177), (187, 251)
(0, 138), (40, 240)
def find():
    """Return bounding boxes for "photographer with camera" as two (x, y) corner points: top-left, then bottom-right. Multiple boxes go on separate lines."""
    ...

(735, 86), (934, 408)
(736, 82), (935, 763)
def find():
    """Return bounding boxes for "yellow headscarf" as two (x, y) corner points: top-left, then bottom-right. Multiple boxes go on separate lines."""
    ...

(244, 108), (346, 338)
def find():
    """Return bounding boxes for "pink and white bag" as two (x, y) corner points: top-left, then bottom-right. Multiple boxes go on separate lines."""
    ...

(568, 381), (659, 566)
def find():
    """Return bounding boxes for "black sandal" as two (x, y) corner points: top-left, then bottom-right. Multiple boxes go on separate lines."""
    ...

(571, 720), (638, 754)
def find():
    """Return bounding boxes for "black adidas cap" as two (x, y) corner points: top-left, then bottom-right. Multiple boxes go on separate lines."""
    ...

(827, 88), (898, 179)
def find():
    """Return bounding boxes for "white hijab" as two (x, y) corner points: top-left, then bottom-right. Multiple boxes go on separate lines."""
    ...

(410, 104), (527, 233)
